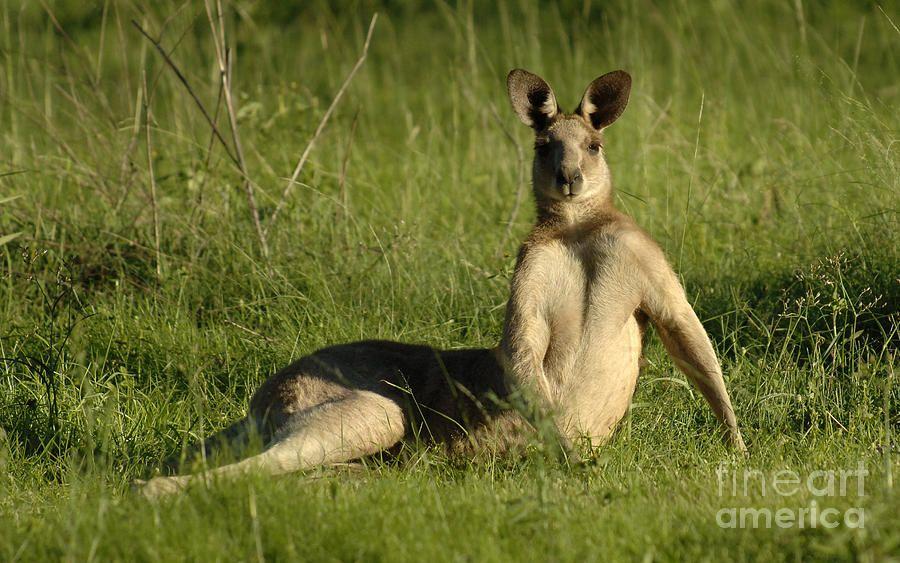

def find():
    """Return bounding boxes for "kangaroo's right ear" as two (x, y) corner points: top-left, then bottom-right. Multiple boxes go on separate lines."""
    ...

(576, 70), (631, 130)
(507, 69), (559, 131)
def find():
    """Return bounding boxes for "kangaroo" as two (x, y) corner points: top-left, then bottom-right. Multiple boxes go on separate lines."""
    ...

(499, 69), (745, 451)
(136, 69), (746, 499)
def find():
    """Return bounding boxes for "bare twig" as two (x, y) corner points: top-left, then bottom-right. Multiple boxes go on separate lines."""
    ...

(132, 19), (240, 168)
(490, 102), (527, 258)
(116, 42), (146, 212)
(876, 4), (900, 38)
(267, 13), (379, 234)
(142, 69), (163, 278)
(204, 0), (269, 259)
(204, 78), (225, 169)
(119, 18), (196, 212)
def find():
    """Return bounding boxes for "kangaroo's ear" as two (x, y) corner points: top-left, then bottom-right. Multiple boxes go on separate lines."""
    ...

(507, 69), (559, 130)
(576, 70), (631, 130)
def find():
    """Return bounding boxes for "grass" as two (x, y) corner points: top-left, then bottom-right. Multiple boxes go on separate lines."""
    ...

(1, 0), (898, 560)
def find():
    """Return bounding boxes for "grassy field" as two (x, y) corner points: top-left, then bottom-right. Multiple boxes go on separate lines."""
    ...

(1, 0), (898, 560)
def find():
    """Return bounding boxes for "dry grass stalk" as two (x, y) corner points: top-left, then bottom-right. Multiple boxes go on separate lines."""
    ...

(203, 0), (268, 259)
(266, 13), (379, 235)
(141, 69), (163, 278)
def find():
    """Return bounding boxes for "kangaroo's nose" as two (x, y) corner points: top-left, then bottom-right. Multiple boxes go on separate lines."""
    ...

(557, 170), (583, 196)
(557, 170), (582, 186)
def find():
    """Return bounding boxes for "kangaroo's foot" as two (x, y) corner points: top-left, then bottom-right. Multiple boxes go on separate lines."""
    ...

(134, 390), (406, 499)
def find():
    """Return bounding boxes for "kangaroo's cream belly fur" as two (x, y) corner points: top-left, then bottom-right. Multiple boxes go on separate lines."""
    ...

(523, 237), (644, 444)
(555, 315), (642, 443)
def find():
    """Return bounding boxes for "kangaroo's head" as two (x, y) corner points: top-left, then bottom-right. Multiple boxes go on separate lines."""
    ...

(507, 69), (631, 212)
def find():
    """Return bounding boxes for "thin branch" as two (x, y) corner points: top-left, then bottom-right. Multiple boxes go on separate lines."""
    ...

(116, 41), (146, 212)
(267, 13), (378, 234)
(878, 4), (900, 37)
(119, 15), (197, 212)
(131, 19), (239, 168)
(204, 77), (225, 169)
(204, 0), (268, 259)
(142, 69), (163, 278)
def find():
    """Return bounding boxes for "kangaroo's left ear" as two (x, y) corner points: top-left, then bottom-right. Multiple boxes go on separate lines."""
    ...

(576, 70), (631, 130)
(507, 69), (560, 131)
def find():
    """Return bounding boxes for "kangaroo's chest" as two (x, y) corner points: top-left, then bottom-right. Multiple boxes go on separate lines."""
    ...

(533, 241), (637, 350)
(528, 240), (643, 439)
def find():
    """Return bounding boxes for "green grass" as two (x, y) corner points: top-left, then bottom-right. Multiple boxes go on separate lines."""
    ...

(1, 0), (898, 560)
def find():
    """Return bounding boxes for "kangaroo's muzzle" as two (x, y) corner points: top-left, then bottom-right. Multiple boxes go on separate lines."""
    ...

(558, 170), (583, 197)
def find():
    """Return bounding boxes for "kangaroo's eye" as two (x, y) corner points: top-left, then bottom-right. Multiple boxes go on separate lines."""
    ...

(535, 142), (554, 158)
(587, 143), (601, 154)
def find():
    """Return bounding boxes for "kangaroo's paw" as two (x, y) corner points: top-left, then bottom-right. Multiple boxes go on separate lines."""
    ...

(133, 475), (189, 500)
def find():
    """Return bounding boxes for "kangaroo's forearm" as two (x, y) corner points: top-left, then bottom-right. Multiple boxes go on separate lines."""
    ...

(503, 340), (552, 398)
(656, 316), (745, 450)
(500, 339), (582, 462)
(501, 295), (552, 397)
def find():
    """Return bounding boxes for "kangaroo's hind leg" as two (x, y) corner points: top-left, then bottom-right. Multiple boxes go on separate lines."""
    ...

(137, 389), (407, 499)
(160, 416), (264, 474)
